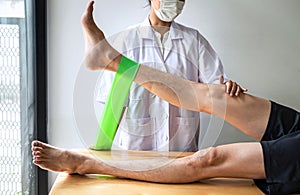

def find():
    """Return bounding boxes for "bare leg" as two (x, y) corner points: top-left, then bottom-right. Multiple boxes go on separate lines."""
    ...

(81, 1), (271, 140)
(32, 140), (265, 182)
(201, 143), (265, 179)
(134, 67), (271, 140)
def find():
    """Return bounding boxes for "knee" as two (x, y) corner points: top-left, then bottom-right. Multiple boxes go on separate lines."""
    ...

(186, 147), (226, 180)
(204, 146), (225, 167)
(189, 146), (225, 169)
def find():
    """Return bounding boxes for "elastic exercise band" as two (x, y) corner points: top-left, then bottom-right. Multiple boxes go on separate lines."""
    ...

(93, 56), (140, 150)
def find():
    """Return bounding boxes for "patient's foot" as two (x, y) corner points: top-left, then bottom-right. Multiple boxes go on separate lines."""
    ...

(81, 0), (121, 71)
(81, 1), (104, 49)
(31, 140), (92, 174)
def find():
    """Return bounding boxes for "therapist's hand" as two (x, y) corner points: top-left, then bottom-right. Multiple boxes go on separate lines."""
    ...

(219, 75), (248, 97)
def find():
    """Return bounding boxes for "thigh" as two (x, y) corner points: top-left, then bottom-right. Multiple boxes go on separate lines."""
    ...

(206, 142), (265, 179)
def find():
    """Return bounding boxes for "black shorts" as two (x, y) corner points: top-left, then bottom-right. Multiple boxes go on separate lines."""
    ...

(254, 101), (300, 195)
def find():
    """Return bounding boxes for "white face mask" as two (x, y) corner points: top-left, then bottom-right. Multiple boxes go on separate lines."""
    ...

(154, 0), (185, 22)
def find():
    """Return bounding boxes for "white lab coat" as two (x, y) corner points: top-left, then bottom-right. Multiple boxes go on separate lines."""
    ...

(96, 18), (227, 152)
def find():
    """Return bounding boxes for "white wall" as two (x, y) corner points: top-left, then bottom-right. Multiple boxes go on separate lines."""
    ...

(47, 0), (300, 190)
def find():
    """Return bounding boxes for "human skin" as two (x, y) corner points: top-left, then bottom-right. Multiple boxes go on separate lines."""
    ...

(32, 141), (264, 183)
(32, 0), (268, 182)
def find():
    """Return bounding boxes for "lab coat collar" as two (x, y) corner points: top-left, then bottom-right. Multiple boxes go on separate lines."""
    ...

(138, 17), (184, 40)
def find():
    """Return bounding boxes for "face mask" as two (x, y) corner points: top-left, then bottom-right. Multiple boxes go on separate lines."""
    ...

(154, 0), (185, 22)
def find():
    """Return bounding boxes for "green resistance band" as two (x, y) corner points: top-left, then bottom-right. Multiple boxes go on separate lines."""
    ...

(93, 56), (140, 150)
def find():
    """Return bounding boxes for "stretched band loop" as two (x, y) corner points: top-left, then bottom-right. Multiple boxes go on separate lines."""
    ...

(93, 56), (140, 150)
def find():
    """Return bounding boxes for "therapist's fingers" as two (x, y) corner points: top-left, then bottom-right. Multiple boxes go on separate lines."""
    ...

(225, 80), (249, 97)
(241, 86), (248, 93)
(230, 82), (238, 96)
(235, 85), (248, 96)
(235, 85), (241, 96)
(219, 75), (225, 84)
(225, 80), (232, 94)
(222, 77), (248, 96)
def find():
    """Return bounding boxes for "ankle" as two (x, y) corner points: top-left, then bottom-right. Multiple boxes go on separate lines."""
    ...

(107, 54), (122, 72)
(72, 154), (94, 175)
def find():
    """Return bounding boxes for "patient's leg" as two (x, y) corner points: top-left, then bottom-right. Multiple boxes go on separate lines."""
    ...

(82, 1), (271, 140)
(134, 66), (271, 140)
(32, 140), (265, 182)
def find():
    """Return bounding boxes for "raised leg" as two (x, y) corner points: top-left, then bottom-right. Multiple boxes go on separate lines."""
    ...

(134, 66), (271, 140)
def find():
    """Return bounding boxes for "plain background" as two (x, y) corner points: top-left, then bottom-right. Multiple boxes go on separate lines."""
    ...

(47, 0), (300, 190)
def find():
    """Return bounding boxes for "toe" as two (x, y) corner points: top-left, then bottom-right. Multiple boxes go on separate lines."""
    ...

(32, 140), (41, 147)
(32, 140), (46, 148)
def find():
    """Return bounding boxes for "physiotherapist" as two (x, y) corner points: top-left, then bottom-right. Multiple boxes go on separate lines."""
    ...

(96, 0), (246, 151)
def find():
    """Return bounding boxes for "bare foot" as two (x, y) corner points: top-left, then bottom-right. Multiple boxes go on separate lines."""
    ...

(31, 140), (91, 174)
(81, 1), (104, 49)
(81, 0), (121, 71)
